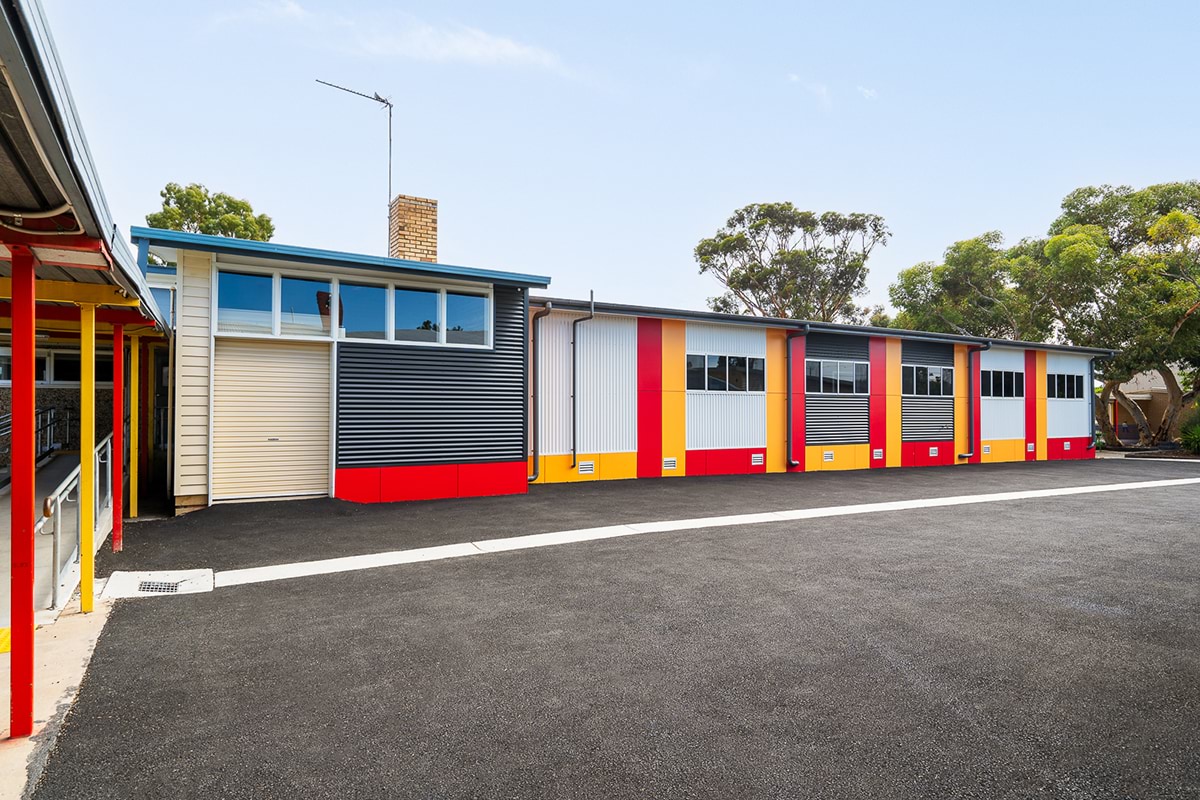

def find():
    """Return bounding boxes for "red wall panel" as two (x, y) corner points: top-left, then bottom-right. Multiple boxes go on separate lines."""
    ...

(1047, 437), (1094, 461)
(789, 335), (806, 472)
(335, 467), (381, 503)
(685, 448), (767, 476)
(337, 461), (529, 504)
(1024, 349), (1038, 461)
(381, 464), (458, 502)
(869, 337), (887, 469)
(637, 317), (664, 478)
(902, 440), (956, 468)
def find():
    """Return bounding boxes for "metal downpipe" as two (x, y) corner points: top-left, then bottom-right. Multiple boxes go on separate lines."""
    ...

(570, 291), (595, 469)
(786, 324), (810, 467)
(957, 342), (991, 460)
(527, 301), (553, 483)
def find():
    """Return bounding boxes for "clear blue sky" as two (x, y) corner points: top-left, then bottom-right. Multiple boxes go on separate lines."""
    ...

(46, 0), (1200, 311)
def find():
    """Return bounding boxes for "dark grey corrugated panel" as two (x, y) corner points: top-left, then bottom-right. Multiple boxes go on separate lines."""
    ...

(805, 395), (869, 444)
(901, 396), (955, 441)
(902, 339), (954, 366)
(337, 286), (526, 467)
(805, 332), (869, 361)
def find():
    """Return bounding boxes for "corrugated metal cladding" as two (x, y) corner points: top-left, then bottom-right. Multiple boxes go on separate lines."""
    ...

(686, 393), (767, 449)
(536, 312), (637, 455)
(1046, 352), (1092, 438)
(805, 332), (869, 361)
(901, 397), (955, 441)
(337, 285), (526, 467)
(901, 339), (954, 366)
(805, 395), (869, 444)
(685, 321), (766, 356)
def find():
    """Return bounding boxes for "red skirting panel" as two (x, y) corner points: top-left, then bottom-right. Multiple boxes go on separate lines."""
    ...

(685, 448), (768, 476)
(901, 440), (957, 468)
(868, 337), (887, 469)
(637, 317), (664, 478)
(1024, 350), (1038, 461)
(1047, 437), (1094, 461)
(336, 461), (529, 503)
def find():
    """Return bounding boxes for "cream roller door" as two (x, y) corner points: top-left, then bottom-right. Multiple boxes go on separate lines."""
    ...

(212, 339), (331, 500)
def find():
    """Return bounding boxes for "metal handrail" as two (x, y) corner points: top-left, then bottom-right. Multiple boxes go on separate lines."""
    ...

(36, 432), (114, 609)
(1, 407), (72, 457)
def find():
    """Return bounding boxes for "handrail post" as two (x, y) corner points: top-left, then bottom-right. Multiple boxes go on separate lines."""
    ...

(51, 496), (62, 609)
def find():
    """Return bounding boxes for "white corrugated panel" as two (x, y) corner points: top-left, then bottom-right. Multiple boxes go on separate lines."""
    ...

(1046, 352), (1092, 438)
(979, 346), (1026, 372)
(212, 339), (331, 500)
(982, 398), (1025, 439)
(685, 322), (766, 356)
(686, 392), (767, 449)
(536, 311), (637, 455)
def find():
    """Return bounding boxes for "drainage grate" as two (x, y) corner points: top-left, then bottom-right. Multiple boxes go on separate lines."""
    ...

(137, 580), (181, 594)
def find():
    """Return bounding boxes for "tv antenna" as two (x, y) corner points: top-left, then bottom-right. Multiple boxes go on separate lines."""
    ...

(316, 79), (394, 241)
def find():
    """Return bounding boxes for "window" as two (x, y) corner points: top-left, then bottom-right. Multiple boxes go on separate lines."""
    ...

(981, 368), (1024, 398)
(807, 359), (869, 395)
(150, 286), (174, 329)
(0, 350), (113, 385)
(445, 292), (488, 345)
(687, 353), (767, 392)
(52, 353), (80, 382)
(340, 283), (387, 340)
(1048, 372), (1086, 400)
(217, 271), (272, 334)
(902, 364), (954, 397)
(394, 287), (439, 343)
(280, 276), (331, 336)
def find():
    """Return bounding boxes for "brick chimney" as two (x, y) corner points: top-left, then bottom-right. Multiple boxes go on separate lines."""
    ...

(388, 194), (438, 262)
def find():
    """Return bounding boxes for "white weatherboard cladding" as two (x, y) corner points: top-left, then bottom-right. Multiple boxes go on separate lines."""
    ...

(1047, 352), (1092, 438)
(686, 393), (767, 449)
(685, 322), (767, 357)
(980, 347), (1027, 440)
(537, 312), (637, 456)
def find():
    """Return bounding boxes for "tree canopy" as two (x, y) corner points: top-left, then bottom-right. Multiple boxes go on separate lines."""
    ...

(695, 203), (890, 323)
(146, 182), (275, 241)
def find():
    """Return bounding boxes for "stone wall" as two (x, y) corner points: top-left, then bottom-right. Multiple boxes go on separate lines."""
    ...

(0, 386), (114, 466)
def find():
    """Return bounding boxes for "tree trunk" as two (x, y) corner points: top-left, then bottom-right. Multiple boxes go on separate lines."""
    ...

(1153, 365), (1185, 444)
(1113, 387), (1153, 446)
(1095, 381), (1120, 446)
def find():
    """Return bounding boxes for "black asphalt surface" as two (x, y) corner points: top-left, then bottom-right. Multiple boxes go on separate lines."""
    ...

(34, 460), (1200, 799)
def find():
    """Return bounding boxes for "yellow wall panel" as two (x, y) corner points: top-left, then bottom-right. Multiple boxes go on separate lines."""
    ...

(661, 319), (688, 476)
(954, 344), (970, 464)
(765, 328), (789, 473)
(1035, 351), (1048, 460)
(885, 338), (902, 467)
(661, 319), (687, 393)
(599, 451), (638, 480)
(805, 444), (870, 472)
(530, 452), (641, 484)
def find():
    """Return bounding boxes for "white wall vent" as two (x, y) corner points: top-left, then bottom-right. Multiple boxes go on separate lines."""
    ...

(577, 461), (595, 475)
(823, 450), (834, 462)
(928, 446), (939, 458)
(982, 444), (991, 455)
(1063, 441), (1072, 450)
(872, 448), (883, 461)
(1027, 442), (1036, 452)
(751, 453), (764, 466)
(663, 457), (678, 471)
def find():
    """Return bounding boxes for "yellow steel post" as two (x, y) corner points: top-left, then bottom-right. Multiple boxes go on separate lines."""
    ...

(129, 335), (139, 518)
(79, 303), (95, 613)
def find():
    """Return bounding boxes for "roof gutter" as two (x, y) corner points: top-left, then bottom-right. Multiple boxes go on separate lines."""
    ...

(786, 324), (810, 468)
(527, 301), (553, 483)
(958, 342), (992, 461)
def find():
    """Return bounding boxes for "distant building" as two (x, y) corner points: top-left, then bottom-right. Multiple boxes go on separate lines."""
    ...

(1109, 367), (1188, 441)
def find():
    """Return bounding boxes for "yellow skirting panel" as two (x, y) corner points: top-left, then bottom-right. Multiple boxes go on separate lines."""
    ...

(529, 452), (639, 484)
(661, 319), (688, 477)
(981, 439), (1025, 463)
(805, 444), (871, 472)
(885, 338), (902, 467)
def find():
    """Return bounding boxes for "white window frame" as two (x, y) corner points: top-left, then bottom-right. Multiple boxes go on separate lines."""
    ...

(979, 368), (1025, 400)
(211, 261), (494, 350)
(901, 363), (955, 398)
(1047, 372), (1085, 401)
(685, 352), (767, 393)
(805, 358), (870, 395)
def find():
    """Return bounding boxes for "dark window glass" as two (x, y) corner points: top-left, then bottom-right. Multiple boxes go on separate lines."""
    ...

(929, 367), (943, 396)
(838, 362), (855, 394)
(821, 361), (838, 393)
(394, 287), (439, 342)
(902, 365), (915, 395)
(707, 355), (727, 390)
(340, 283), (387, 340)
(0, 355), (9, 381)
(728, 356), (749, 391)
(35, 356), (46, 382)
(993, 371), (1004, 397)
(1076, 375), (1085, 398)
(1065, 374), (1075, 399)
(1003, 371), (1014, 397)
(687, 354), (706, 390)
(95, 357), (113, 383)
(748, 358), (766, 392)
(446, 292), (487, 345)
(53, 353), (80, 382)
(980, 370), (991, 397)
(1047, 373), (1055, 398)
(1056, 374), (1067, 399)
(854, 362), (869, 394)
(217, 271), (272, 334)
(942, 367), (954, 396)
(1014, 372), (1024, 398)
(915, 366), (929, 395)
(280, 276), (331, 336)
(806, 360), (821, 393)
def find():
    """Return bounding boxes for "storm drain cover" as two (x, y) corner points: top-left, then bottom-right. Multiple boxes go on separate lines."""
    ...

(137, 580), (181, 594)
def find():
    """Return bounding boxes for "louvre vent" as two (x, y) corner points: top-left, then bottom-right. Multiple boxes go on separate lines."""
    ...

(663, 457), (677, 471)
(1063, 441), (1072, 450)
(872, 448), (883, 461)
(577, 461), (595, 475)
(928, 446), (939, 458)
(823, 451), (835, 462)
(750, 453), (764, 466)
(1027, 442), (1036, 452)
(983, 444), (991, 455)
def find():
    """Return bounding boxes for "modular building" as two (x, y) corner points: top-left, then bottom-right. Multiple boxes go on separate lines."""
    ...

(132, 206), (1110, 512)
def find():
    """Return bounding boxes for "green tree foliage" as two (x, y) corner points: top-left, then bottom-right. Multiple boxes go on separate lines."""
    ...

(888, 231), (1052, 340)
(146, 182), (275, 241)
(695, 203), (890, 323)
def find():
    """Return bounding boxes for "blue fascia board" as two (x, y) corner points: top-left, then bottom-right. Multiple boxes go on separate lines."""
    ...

(130, 226), (552, 288)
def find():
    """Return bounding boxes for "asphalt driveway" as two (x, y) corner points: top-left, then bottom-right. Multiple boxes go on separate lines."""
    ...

(32, 460), (1200, 799)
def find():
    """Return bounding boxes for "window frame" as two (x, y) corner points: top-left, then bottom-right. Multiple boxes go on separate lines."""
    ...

(685, 352), (768, 394)
(901, 363), (955, 398)
(980, 368), (1025, 399)
(0, 347), (115, 387)
(1047, 372), (1086, 401)
(806, 358), (870, 395)
(211, 262), (494, 350)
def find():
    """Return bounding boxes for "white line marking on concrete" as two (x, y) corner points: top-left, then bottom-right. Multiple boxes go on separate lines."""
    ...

(211, 476), (1200, 589)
